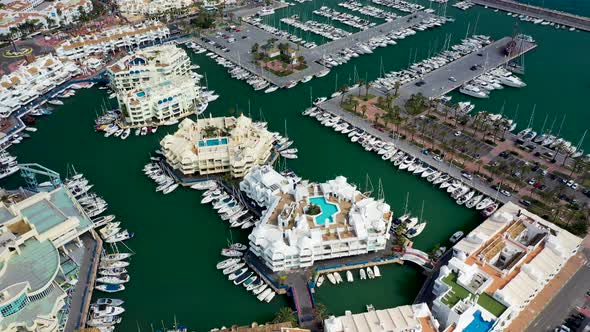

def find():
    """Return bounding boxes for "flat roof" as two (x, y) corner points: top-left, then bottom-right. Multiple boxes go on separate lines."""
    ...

(20, 199), (67, 234)
(0, 206), (15, 225)
(0, 238), (59, 292)
(49, 187), (93, 232)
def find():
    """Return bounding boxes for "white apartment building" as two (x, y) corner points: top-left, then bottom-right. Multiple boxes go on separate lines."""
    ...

(54, 21), (169, 61)
(324, 303), (439, 332)
(242, 165), (393, 272)
(0, 187), (95, 331)
(107, 44), (191, 92)
(430, 202), (581, 332)
(116, 0), (193, 17)
(107, 44), (203, 126)
(161, 115), (274, 177)
(0, 0), (92, 35)
(0, 54), (80, 118)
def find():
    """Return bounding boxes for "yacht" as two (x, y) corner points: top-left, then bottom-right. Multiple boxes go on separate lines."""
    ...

(459, 84), (489, 98)
(257, 6), (275, 16)
(449, 231), (464, 243)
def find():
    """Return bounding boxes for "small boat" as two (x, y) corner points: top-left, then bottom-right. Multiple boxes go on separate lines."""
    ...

(242, 276), (258, 288)
(366, 267), (375, 279)
(91, 304), (125, 318)
(102, 253), (133, 262)
(99, 267), (127, 276)
(230, 243), (247, 251)
(228, 268), (248, 281)
(95, 284), (125, 293)
(333, 272), (343, 284)
(86, 315), (122, 327)
(407, 222), (426, 238)
(327, 273), (336, 284)
(450, 231), (464, 243)
(346, 271), (353, 282)
(264, 291), (276, 303)
(216, 258), (241, 269)
(96, 274), (130, 284)
(246, 279), (264, 291)
(96, 298), (124, 306)
(252, 284), (268, 295)
(99, 260), (129, 269)
(234, 271), (253, 285)
(105, 230), (134, 243)
(359, 268), (366, 280)
(257, 288), (272, 301)
(316, 275), (325, 287)
(221, 248), (243, 257)
(223, 262), (245, 275)
(373, 266), (381, 277)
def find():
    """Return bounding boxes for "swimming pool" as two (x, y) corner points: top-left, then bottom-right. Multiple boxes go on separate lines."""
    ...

(309, 197), (339, 225)
(198, 137), (228, 147)
(464, 310), (495, 332)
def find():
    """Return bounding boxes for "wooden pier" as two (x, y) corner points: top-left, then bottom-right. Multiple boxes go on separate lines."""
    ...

(472, 0), (590, 32)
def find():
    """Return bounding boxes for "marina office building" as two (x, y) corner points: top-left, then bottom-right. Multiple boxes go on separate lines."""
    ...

(0, 54), (80, 118)
(55, 21), (170, 61)
(324, 303), (439, 332)
(241, 166), (393, 272)
(161, 115), (274, 178)
(430, 202), (581, 332)
(107, 45), (204, 126)
(0, 187), (95, 331)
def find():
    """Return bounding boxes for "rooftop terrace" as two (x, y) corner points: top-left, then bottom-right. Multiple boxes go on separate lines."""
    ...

(441, 273), (507, 317)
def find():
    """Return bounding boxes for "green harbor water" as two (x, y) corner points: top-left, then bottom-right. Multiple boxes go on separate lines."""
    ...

(4, 0), (590, 329)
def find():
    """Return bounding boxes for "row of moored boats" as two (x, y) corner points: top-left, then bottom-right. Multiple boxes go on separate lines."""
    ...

(303, 107), (501, 216)
(316, 266), (382, 288)
(201, 186), (258, 229)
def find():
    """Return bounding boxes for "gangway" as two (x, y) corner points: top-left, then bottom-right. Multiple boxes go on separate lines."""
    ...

(18, 163), (61, 191)
(400, 248), (433, 270)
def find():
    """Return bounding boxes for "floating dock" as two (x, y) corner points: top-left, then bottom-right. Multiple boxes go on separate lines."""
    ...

(472, 0), (590, 32)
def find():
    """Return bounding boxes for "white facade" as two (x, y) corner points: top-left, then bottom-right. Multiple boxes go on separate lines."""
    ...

(324, 303), (439, 332)
(55, 21), (169, 60)
(161, 115), (274, 177)
(242, 166), (393, 272)
(107, 44), (202, 126)
(0, 187), (95, 331)
(0, 54), (80, 118)
(0, 0), (92, 35)
(116, 0), (193, 16)
(430, 202), (582, 332)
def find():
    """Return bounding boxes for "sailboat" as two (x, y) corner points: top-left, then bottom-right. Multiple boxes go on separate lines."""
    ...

(330, 73), (342, 98)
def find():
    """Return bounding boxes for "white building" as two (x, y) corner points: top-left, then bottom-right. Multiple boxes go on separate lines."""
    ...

(161, 115), (274, 178)
(107, 44), (205, 126)
(116, 0), (193, 17)
(324, 303), (439, 332)
(430, 202), (581, 332)
(242, 166), (393, 272)
(0, 187), (95, 331)
(0, 54), (80, 118)
(54, 21), (169, 61)
(0, 0), (93, 35)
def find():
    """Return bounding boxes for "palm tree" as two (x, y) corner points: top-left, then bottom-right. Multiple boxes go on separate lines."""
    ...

(339, 85), (349, 103)
(359, 103), (366, 118)
(393, 80), (401, 97)
(374, 113), (381, 126)
(273, 307), (297, 325)
(352, 100), (360, 114)
(357, 79), (365, 97)
(315, 303), (328, 321)
(364, 81), (371, 99)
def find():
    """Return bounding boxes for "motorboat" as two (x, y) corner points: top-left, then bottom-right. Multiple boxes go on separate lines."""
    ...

(476, 197), (494, 210)
(247, 279), (264, 291)
(252, 284), (268, 295)
(105, 230), (134, 243)
(407, 222), (426, 238)
(221, 248), (243, 257)
(228, 268), (248, 281)
(99, 267), (127, 276)
(223, 262), (245, 275)
(230, 243), (247, 251)
(233, 271), (254, 285)
(102, 253), (133, 262)
(316, 275), (325, 287)
(96, 274), (130, 284)
(264, 291), (276, 303)
(449, 231), (464, 243)
(334, 272), (343, 284)
(346, 271), (354, 282)
(100, 260), (129, 269)
(465, 195), (483, 209)
(366, 267), (375, 279)
(257, 288), (272, 301)
(87, 315), (122, 327)
(327, 273), (336, 284)
(95, 298), (124, 306)
(91, 304), (125, 318)
(217, 258), (241, 269)
(95, 284), (125, 293)
(373, 266), (381, 277)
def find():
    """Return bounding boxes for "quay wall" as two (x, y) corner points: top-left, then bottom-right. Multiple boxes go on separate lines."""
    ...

(472, 0), (590, 31)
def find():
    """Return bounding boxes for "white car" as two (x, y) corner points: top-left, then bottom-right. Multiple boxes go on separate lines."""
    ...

(454, 131), (462, 137)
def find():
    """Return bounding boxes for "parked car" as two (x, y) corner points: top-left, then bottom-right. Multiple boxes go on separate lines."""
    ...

(454, 131), (462, 137)
(461, 172), (473, 180)
(500, 189), (512, 197)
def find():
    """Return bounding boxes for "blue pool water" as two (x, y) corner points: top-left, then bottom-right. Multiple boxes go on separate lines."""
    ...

(464, 310), (495, 332)
(309, 197), (338, 225)
(198, 137), (228, 147)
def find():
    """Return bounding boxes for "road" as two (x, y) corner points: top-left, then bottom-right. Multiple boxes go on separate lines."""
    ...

(526, 247), (590, 332)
